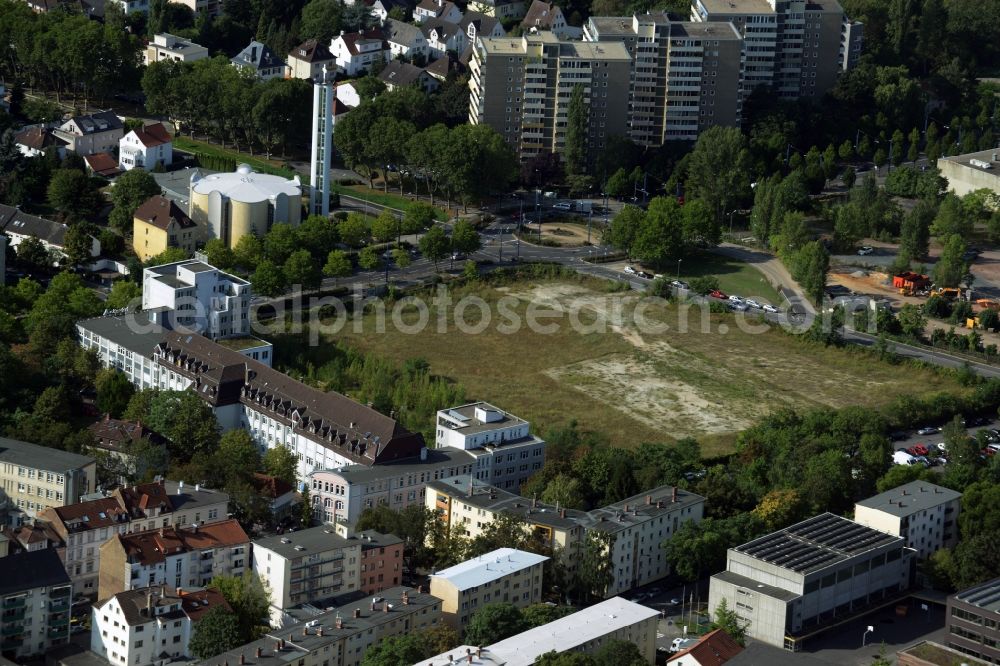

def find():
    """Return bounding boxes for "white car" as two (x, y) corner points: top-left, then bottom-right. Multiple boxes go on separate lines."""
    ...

(762, 303), (779, 313)
(728, 295), (744, 303)
(729, 301), (748, 311)
(553, 202), (572, 211)
(917, 426), (941, 435)
(857, 246), (874, 256)
(936, 442), (947, 452)
(745, 299), (762, 309)
(623, 266), (636, 275)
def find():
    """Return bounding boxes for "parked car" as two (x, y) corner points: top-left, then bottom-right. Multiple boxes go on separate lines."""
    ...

(709, 289), (728, 300)
(745, 299), (762, 309)
(729, 301), (748, 311)
(762, 303), (779, 313)
(553, 202), (572, 211)
(907, 444), (929, 457)
(671, 280), (689, 290)
(623, 266), (636, 274)
(857, 246), (874, 256)
(936, 442), (947, 452)
(893, 450), (918, 465)
(917, 426), (941, 435)
(890, 431), (908, 441)
(728, 295), (743, 303)
(637, 271), (653, 279)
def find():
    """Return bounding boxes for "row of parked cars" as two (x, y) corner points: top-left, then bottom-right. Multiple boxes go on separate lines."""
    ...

(622, 267), (782, 313)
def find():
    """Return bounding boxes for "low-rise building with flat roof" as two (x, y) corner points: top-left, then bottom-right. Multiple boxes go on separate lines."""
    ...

(0, 437), (97, 525)
(937, 149), (1000, 197)
(854, 481), (961, 559)
(709, 513), (913, 651)
(429, 547), (547, 629)
(947, 577), (1000, 664)
(414, 597), (659, 666)
(195, 586), (442, 665)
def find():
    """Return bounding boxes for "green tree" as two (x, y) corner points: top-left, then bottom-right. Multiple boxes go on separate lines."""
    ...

(792, 241), (829, 306)
(465, 603), (529, 646)
(897, 304), (927, 339)
(450, 220), (481, 256)
(15, 236), (52, 270)
(300, 484), (313, 526)
(109, 168), (161, 231)
(933, 234), (967, 288)
(203, 238), (236, 270)
(876, 464), (936, 493)
(264, 223), (300, 264)
(604, 204), (644, 256)
(262, 445), (299, 486)
(371, 210), (398, 244)
(251, 259), (286, 297)
(299, 0), (342, 42)
(146, 390), (219, 461)
(357, 245), (381, 271)
(578, 531), (614, 599)
(900, 199), (934, 260)
(604, 167), (632, 198)
(207, 572), (270, 644)
(594, 639), (646, 666)
(391, 247), (411, 269)
(419, 225), (451, 270)
(631, 197), (687, 268)
(95, 368), (135, 418)
(838, 139), (855, 161)
(283, 249), (321, 290)
(48, 169), (99, 222)
(144, 247), (189, 266)
(360, 633), (431, 666)
(63, 223), (96, 266)
(105, 280), (142, 309)
(932, 193), (972, 238)
(216, 429), (260, 486)
(188, 606), (243, 659)
(564, 84), (587, 175)
(339, 213), (370, 248)
(685, 126), (751, 223)
(712, 599), (748, 646)
(296, 214), (340, 260)
(323, 249), (353, 278)
(521, 604), (574, 628)
(535, 653), (596, 666)
(403, 201), (436, 234)
(234, 234), (264, 268)
(540, 474), (586, 510)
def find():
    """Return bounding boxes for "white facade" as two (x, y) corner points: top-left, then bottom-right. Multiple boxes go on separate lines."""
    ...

(309, 76), (336, 217)
(384, 20), (430, 60)
(414, 0), (463, 24)
(119, 127), (172, 172)
(853, 481), (961, 560)
(253, 525), (362, 626)
(331, 31), (389, 76)
(142, 260), (252, 339)
(144, 33), (209, 66)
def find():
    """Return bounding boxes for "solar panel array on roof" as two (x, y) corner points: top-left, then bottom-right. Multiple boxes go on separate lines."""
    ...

(735, 513), (900, 574)
(958, 579), (1000, 613)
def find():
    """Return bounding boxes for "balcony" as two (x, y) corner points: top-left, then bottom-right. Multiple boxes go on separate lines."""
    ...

(2, 598), (25, 610)
(49, 599), (70, 612)
(50, 587), (71, 599)
(1, 624), (24, 637)
(1, 609), (25, 622)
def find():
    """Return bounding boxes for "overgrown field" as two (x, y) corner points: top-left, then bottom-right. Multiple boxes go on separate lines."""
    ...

(277, 277), (967, 456)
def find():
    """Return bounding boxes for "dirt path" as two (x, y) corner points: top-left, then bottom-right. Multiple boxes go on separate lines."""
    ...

(711, 244), (817, 315)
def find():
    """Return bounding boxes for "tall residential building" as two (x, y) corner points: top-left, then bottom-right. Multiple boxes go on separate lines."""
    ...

(98, 519), (250, 600)
(252, 525), (363, 626)
(91, 587), (229, 666)
(310, 71), (337, 218)
(584, 13), (744, 144)
(468, 32), (632, 164)
(428, 476), (704, 598)
(708, 513), (913, 651)
(690, 0), (851, 100)
(947, 577), (1000, 664)
(142, 259), (253, 340)
(0, 437), (97, 525)
(0, 549), (73, 660)
(429, 547), (548, 630)
(853, 480), (961, 560)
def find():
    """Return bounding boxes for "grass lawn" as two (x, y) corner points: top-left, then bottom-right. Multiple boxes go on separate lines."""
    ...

(173, 136), (300, 181)
(278, 277), (966, 457)
(331, 183), (446, 220)
(679, 251), (783, 304)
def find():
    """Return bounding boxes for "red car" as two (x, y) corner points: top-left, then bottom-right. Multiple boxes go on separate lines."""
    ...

(709, 289), (728, 300)
(907, 444), (929, 457)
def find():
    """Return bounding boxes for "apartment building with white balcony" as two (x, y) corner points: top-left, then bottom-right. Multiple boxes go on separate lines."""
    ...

(0, 549), (73, 659)
(98, 520), (249, 601)
(142, 260), (253, 340)
(0, 437), (96, 525)
(469, 32), (632, 164)
(585, 13), (743, 144)
(853, 481), (961, 560)
(253, 525), (362, 626)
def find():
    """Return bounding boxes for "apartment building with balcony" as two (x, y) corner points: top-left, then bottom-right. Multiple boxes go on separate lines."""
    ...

(690, 0), (851, 100)
(853, 481), (961, 560)
(39, 479), (230, 597)
(91, 586), (229, 666)
(0, 548), (73, 660)
(947, 577), (1000, 664)
(468, 32), (631, 164)
(142, 260), (253, 340)
(0, 437), (96, 526)
(429, 548), (547, 630)
(98, 519), (249, 601)
(584, 13), (743, 144)
(427, 476), (704, 598)
(253, 525), (362, 626)
(197, 586), (443, 666)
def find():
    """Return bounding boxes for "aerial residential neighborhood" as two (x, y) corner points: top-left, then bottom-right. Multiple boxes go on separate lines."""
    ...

(0, 0), (999, 664)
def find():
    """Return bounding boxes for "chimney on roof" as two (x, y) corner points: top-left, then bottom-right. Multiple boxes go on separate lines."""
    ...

(560, 508), (566, 518)
(624, 504), (629, 512)
(146, 592), (153, 615)
(383, 601), (389, 613)
(646, 495), (652, 505)
(416, 585), (422, 593)
(353, 608), (361, 618)
(902, 489), (908, 496)
(195, 484), (200, 492)
(176, 586), (182, 595)
(288, 634), (293, 642)
(303, 626), (309, 636)
(468, 480), (474, 497)
(239, 653), (246, 665)
(318, 626), (324, 636)
(402, 591), (409, 605)
(532, 495), (537, 508)
(371, 599), (376, 611)
(336, 615), (344, 629)
(672, 487), (678, 503)
(255, 647), (262, 658)
(656, 500), (663, 509)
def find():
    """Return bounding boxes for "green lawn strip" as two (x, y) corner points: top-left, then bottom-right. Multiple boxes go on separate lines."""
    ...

(173, 137), (300, 181)
(330, 183), (446, 220)
(677, 252), (783, 304)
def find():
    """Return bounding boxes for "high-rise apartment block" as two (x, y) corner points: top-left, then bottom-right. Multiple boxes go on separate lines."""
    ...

(470, 1), (860, 158)
(469, 32), (632, 162)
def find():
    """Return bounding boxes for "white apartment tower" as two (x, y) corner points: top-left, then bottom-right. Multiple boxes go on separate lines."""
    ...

(142, 260), (253, 340)
(309, 71), (337, 217)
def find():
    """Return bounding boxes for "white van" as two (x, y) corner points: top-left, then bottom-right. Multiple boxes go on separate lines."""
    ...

(893, 450), (917, 465)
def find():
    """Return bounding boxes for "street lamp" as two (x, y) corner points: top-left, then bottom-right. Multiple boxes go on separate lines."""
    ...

(862, 625), (874, 647)
(727, 209), (739, 239)
(676, 258), (682, 282)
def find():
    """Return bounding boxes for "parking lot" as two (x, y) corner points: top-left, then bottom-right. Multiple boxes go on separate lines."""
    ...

(889, 416), (1000, 470)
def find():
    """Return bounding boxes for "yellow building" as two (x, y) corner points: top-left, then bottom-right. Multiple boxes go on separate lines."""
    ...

(132, 194), (203, 261)
(189, 164), (303, 249)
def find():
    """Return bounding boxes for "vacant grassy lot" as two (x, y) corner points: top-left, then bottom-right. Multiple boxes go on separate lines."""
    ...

(680, 252), (783, 304)
(286, 277), (966, 456)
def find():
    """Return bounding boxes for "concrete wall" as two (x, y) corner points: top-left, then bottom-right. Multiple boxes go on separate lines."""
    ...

(938, 159), (1000, 198)
(708, 576), (790, 648)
